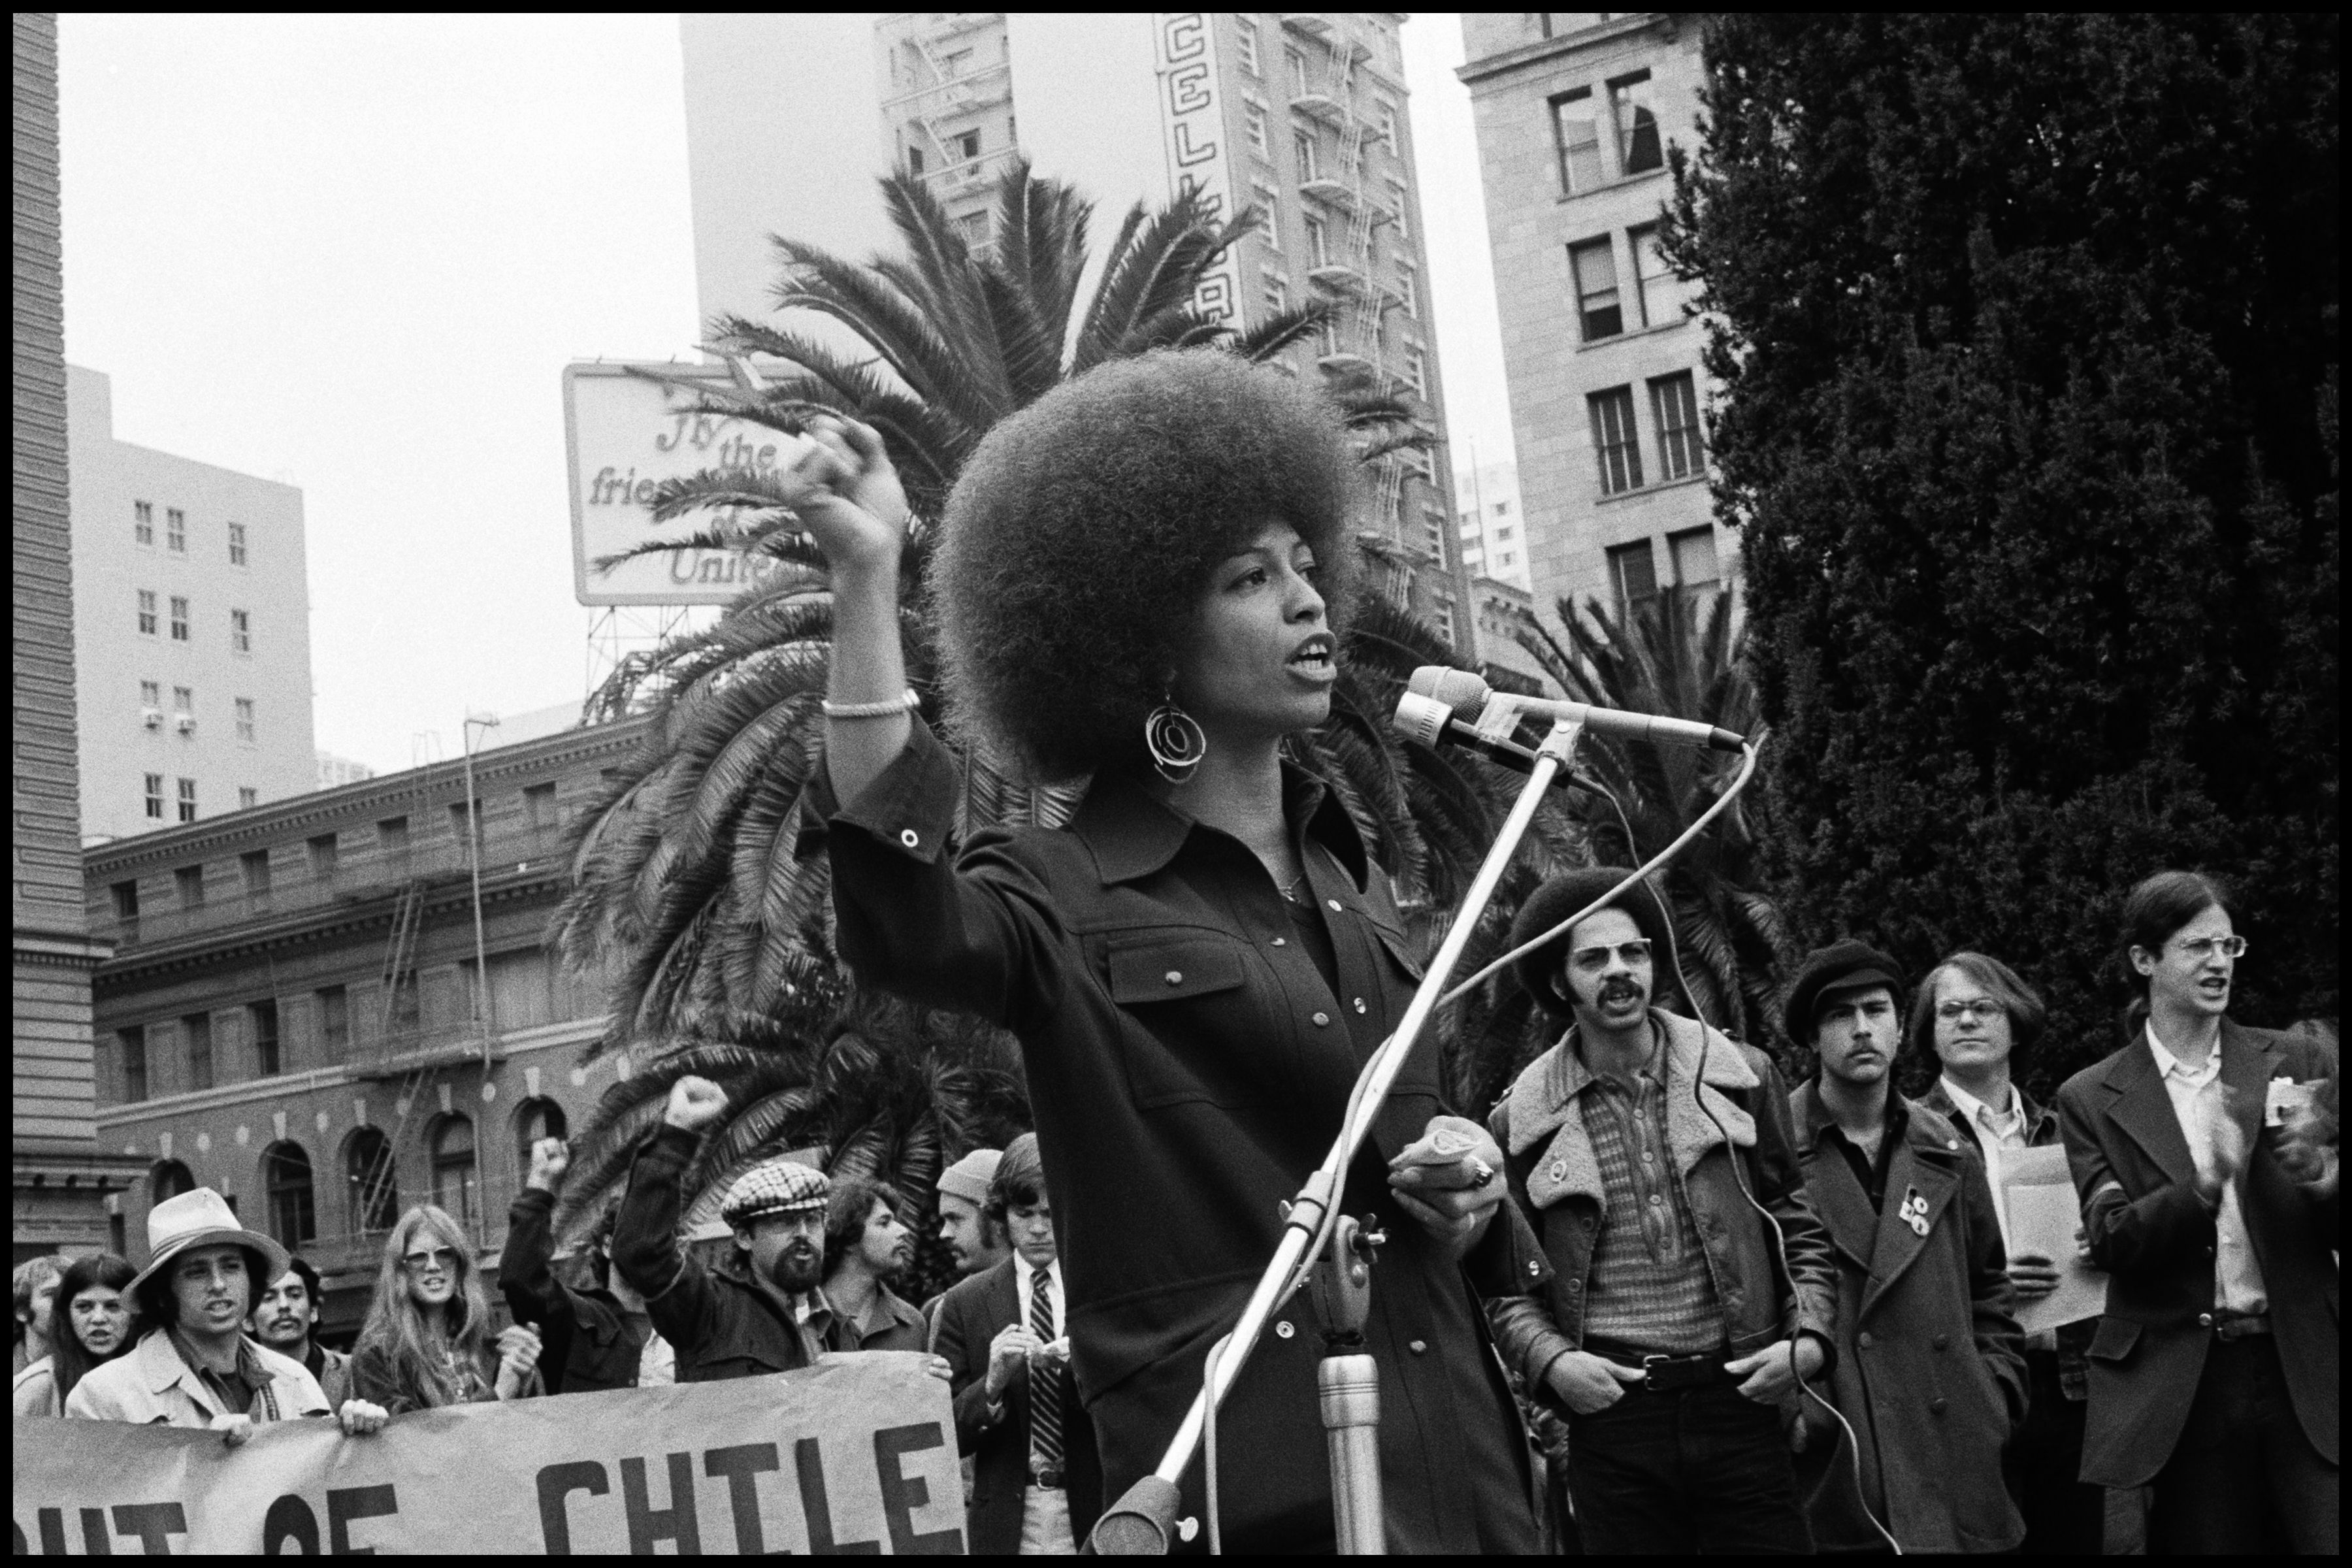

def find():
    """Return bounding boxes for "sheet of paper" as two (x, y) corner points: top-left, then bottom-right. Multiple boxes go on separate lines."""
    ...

(2002, 1145), (2108, 1334)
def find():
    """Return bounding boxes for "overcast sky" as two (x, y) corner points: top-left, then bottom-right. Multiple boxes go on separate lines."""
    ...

(57, 14), (1511, 778)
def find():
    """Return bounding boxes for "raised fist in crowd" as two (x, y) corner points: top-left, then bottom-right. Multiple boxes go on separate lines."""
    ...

(664, 1075), (729, 1134)
(525, 1136), (570, 1193)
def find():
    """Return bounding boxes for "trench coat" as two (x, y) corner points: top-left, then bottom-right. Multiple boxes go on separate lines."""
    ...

(808, 719), (1542, 1553)
(1790, 1085), (2027, 1554)
(2054, 1019), (2339, 1487)
(63, 1326), (328, 1427)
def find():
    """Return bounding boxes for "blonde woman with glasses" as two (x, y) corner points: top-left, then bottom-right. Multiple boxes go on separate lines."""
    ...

(350, 1204), (542, 1414)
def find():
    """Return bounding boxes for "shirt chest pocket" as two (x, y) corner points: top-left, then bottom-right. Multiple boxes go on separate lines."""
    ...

(1102, 931), (1264, 1109)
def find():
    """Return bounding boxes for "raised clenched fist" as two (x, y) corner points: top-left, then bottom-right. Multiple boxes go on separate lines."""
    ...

(664, 1075), (729, 1132)
(526, 1137), (570, 1192)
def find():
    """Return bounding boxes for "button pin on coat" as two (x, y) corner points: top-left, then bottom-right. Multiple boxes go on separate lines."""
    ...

(1898, 1187), (1931, 1237)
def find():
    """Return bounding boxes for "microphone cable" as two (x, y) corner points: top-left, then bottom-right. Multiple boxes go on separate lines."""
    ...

(1578, 773), (1902, 1556)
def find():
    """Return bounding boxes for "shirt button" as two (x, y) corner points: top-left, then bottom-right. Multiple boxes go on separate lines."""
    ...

(1932, 1333), (1950, 1350)
(1640, 1149), (1656, 1164)
(1352, 997), (1367, 1014)
(1271, 937), (1287, 947)
(1326, 898), (1343, 912)
(1408, 1340), (1428, 1355)
(1275, 1320), (1295, 1339)
(1164, 970), (1183, 986)
(1549, 1160), (1567, 1181)
(2198, 1313), (2215, 1329)
(1857, 1331), (1873, 1350)
(1311, 1011), (1331, 1027)
(898, 828), (919, 849)
(1930, 1397), (1948, 1416)
(1647, 1194), (1663, 1206)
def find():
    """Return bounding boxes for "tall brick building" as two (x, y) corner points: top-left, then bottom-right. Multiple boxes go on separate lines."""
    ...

(1460, 13), (1728, 631)
(14, 11), (147, 1263)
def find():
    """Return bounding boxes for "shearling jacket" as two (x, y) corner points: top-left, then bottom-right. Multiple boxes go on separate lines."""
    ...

(63, 1326), (327, 1428)
(1791, 1085), (2027, 1554)
(1484, 1010), (1839, 1409)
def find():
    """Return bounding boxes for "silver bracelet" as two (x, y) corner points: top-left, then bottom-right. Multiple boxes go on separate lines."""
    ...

(821, 687), (919, 721)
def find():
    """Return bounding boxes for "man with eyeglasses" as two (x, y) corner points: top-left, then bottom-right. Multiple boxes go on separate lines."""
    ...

(1785, 940), (2026, 1552)
(1484, 868), (1836, 1554)
(2055, 872), (2338, 1555)
(1910, 951), (2106, 1553)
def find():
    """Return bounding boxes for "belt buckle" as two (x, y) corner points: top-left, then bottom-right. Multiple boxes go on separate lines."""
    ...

(1639, 1353), (1671, 1390)
(1032, 1462), (1064, 1490)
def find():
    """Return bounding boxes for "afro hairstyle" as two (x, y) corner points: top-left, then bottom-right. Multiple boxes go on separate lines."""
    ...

(1509, 867), (1677, 1021)
(932, 349), (1363, 781)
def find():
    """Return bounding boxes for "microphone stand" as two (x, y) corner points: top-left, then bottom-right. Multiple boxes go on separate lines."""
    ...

(1088, 715), (1587, 1554)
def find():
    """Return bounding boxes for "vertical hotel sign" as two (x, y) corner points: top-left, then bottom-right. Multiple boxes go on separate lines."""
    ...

(1154, 14), (1237, 324)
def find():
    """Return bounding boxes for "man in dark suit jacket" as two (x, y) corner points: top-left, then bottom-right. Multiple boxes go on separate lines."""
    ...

(2055, 874), (2338, 1555)
(929, 1135), (1102, 1554)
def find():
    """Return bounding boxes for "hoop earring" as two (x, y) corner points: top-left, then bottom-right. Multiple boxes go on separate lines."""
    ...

(1145, 700), (1207, 785)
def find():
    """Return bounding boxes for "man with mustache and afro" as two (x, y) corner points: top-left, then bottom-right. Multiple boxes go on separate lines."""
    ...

(1486, 869), (1837, 1554)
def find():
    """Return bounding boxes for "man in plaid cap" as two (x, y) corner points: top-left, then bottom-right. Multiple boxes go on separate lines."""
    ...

(611, 1076), (827, 1382)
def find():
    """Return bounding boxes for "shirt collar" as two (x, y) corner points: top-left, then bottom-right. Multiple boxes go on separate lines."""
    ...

(1071, 760), (1369, 889)
(2145, 1021), (2219, 1086)
(166, 1324), (271, 1395)
(1937, 1075), (2021, 1132)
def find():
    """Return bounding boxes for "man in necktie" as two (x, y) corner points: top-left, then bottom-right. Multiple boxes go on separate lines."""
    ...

(929, 1134), (1102, 1554)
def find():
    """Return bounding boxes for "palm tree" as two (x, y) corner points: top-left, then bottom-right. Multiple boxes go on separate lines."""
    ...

(550, 160), (1559, 1238)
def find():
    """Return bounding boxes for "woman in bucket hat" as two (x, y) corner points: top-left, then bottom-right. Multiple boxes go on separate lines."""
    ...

(65, 1187), (389, 1441)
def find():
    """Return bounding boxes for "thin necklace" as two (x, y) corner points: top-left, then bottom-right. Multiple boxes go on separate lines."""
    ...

(1281, 873), (1309, 905)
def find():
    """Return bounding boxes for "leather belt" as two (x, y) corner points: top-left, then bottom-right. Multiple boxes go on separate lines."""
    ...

(1030, 1463), (1065, 1490)
(2212, 1313), (2272, 1342)
(1585, 1337), (1730, 1392)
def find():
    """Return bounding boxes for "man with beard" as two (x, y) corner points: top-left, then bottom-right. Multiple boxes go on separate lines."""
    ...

(1485, 869), (1835, 1554)
(1786, 940), (2026, 1552)
(612, 1077), (826, 1381)
(250, 1255), (350, 1409)
(936, 1149), (1010, 1280)
(813, 1176), (929, 1353)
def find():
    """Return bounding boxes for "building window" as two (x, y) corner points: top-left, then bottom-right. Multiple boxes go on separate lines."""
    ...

(1250, 181), (1281, 249)
(118, 1026), (149, 1102)
(1431, 597), (1456, 645)
(1394, 258), (1418, 318)
(1608, 539), (1660, 616)
(1386, 178), (1410, 241)
(308, 832), (339, 881)
(1499, 551), (1516, 568)
(144, 774), (165, 820)
(1235, 15), (1260, 76)
(523, 783), (557, 834)
(1377, 98), (1400, 150)
(176, 864), (205, 909)
(184, 1011), (214, 1090)
(954, 128), (979, 161)
(1403, 344), (1428, 396)
(958, 210), (990, 247)
(1263, 272), (1289, 316)
(905, 142), (924, 176)
(1609, 71), (1661, 174)
(238, 787), (258, 809)
(172, 685), (193, 717)
(1630, 223), (1677, 327)
(151, 1158), (197, 1207)
(1671, 525), (1722, 596)
(317, 985), (350, 1054)
(432, 1115), (479, 1231)
(166, 508), (186, 553)
(1495, 500), (1512, 516)
(1424, 510), (1446, 557)
(1305, 214), (1330, 268)
(1244, 99), (1269, 156)
(170, 595), (190, 641)
(1286, 47), (1310, 100)
(1571, 237), (1624, 340)
(346, 1128), (397, 1234)
(1651, 372), (1704, 481)
(138, 589), (158, 636)
(228, 522), (247, 566)
(1552, 88), (1601, 193)
(231, 608), (252, 653)
(235, 696), (256, 743)
(515, 1098), (567, 1181)
(139, 678), (161, 711)
(251, 999), (282, 1077)
(111, 878), (139, 926)
(1589, 385), (1644, 494)
(1497, 525), (1515, 542)
(378, 816), (410, 856)
(263, 1141), (312, 1244)
(135, 500), (155, 545)
(241, 848), (271, 904)
(1294, 127), (1320, 186)
(177, 777), (198, 823)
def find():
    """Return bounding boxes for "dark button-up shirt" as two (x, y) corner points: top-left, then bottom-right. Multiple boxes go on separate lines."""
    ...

(808, 718), (1541, 1554)
(1821, 1097), (1910, 1211)
(167, 1324), (273, 1418)
(811, 1282), (929, 1354)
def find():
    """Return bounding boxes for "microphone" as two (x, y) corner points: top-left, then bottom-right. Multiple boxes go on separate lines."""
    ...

(1406, 666), (1748, 754)
(1392, 691), (1575, 791)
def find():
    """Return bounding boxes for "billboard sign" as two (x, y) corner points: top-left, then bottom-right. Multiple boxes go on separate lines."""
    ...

(563, 361), (796, 606)
(1154, 14), (1238, 325)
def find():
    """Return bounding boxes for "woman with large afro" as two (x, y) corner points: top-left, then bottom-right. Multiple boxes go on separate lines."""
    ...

(779, 350), (1541, 1552)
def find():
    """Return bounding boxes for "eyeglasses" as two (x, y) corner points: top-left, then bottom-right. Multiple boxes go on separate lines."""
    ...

(2170, 935), (2247, 961)
(401, 1247), (459, 1272)
(1935, 1000), (2005, 1023)
(1569, 939), (1653, 970)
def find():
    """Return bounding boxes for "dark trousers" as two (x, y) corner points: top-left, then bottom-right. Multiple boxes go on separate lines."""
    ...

(2007, 1347), (2103, 1555)
(1567, 1379), (1814, 1555)
(2147, 1336), (2338, 1556)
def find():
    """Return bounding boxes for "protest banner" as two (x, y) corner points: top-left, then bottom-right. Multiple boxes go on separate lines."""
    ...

(14, 1352), (964, 1555)
(1999, 1144), (2108, 1335)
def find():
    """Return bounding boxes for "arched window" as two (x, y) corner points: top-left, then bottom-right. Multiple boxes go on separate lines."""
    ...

(150, 1158), (196, 1207)
(345, 1128), (397, 1235)
(263, 1142), (316, 1247)
(514, 1098), (566, 1180)
(432, 1115), (478, 1230)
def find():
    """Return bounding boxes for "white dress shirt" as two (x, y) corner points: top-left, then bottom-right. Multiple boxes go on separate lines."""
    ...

(1014, 1257), (1066, 1340)
(2145, 1023), (2267, 1315)
(1940, 1075), (2030, 1249)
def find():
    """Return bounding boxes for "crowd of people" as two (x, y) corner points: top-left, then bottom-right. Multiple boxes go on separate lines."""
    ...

(13, 355), (2340, 1556)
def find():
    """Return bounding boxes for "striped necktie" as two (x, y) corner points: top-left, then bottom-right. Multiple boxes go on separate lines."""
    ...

(1028, 1266), (1063, 1484)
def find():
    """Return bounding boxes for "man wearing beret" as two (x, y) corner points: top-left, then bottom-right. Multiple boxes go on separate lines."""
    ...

(1485, 868), (1837, 1554)
(612, 1075), (827, 1381)
(1784, 939), (2027, 1552)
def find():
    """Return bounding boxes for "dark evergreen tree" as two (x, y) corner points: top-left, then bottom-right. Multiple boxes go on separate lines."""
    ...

(1669, 14), (2338, 1092)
